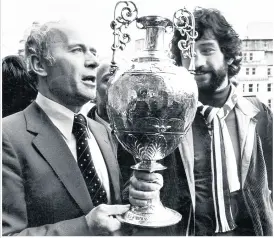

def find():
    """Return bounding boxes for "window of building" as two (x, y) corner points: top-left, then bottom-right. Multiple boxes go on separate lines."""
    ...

(252, 68), (256, 75)
(257, 84), (259, 92)
(246, 68), (249, 75)
(249, 84), (253, 92)
(243, 84), (245, 92)
(268, 68), (272, 76)
(243, 53), (247, 61)
(249, 53), (253, 61)
(268, 99), (272, 109)
(267, 83), (272, 92)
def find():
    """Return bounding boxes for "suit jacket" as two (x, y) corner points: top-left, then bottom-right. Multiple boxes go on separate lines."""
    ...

(2, 102), (121, 236)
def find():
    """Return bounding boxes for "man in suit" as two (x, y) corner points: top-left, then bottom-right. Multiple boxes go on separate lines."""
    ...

(2, 21), (162, 236)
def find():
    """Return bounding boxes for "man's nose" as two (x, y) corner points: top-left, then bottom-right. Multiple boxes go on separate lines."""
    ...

(194, 52), (206, 69)
(85, 52), (99, 69)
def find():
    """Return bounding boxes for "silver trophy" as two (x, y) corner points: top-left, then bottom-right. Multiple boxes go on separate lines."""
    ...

(107, 1), (198, 227)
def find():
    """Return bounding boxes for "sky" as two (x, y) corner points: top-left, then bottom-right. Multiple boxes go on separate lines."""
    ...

(1, 0), (274, 59)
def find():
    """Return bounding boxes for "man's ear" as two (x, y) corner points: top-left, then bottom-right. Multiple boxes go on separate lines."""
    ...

(29, 54), (48, 77)
(227, 58), (234, 65)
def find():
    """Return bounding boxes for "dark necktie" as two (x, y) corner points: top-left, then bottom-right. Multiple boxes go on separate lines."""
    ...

(72, 114), (108, 206)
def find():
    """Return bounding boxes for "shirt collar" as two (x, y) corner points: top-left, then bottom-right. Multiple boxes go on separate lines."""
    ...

(80, 101), (96, 117)
(35, 92), (89, 140)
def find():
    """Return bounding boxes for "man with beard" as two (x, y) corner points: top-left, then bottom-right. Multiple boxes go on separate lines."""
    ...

(129, 7), (273, 236)
(171, 7), (273, 236)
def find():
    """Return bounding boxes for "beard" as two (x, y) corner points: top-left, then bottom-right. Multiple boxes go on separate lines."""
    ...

(195, 63), (228, 94)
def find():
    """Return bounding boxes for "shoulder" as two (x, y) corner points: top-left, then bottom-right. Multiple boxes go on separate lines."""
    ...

(237, 95), (272, 119)
(2, 111), (26, 134)
(2, 111), (27, 165)
(246, 97), (273, 125)
(241, 96), (273, 135)
(245, 96), (264, 109)
(2, 102), (42, 141)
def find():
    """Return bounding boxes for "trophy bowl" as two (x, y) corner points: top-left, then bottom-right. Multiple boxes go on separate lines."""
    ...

(107, 2), (198, 227)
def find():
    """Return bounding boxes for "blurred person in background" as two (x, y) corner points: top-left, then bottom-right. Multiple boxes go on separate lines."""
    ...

(2, 55), (37, 117)
(88, 59), (136, 185)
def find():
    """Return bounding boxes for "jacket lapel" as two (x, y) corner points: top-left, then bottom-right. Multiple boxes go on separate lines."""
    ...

(235, 97), (260, 186)
(25, 102), (93, 214)
(87, 119), (121, 203)
(178, 128), (196, 211)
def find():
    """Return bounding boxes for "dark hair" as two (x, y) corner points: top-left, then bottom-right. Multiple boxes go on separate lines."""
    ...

(171, 7), (242, 78)
(2, 55), (37, 117)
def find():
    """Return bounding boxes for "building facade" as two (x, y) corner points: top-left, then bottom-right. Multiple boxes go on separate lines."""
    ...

(237, 38), (273, 110)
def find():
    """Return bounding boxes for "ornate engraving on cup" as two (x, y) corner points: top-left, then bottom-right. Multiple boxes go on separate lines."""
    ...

(107, 1), (198, 227)
(108, 66), (197, 172)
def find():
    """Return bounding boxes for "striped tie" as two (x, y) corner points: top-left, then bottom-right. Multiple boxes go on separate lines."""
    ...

(72, 114), (108, 207)
(197, 84), (240, 233)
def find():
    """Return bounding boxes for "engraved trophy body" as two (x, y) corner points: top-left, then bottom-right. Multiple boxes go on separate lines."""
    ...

(107, 1), (198, 227)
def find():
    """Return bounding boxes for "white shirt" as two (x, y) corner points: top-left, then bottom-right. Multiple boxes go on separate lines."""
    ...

(35, 93), (110, 203)
(80, 101), (96, 116)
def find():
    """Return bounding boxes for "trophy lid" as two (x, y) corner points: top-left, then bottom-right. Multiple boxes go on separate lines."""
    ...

(136, 15), (173, 29)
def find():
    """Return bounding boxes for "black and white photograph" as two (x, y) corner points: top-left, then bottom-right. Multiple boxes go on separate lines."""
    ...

(1, 0), (273, 236)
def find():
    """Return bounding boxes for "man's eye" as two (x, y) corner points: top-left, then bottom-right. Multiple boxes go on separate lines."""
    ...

(71, 48), (83, 53)
(91, 51), (97, 56)
(201, 48), (215, 55)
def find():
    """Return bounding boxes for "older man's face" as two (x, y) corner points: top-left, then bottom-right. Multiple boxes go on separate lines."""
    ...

(43, 23), (99, 109)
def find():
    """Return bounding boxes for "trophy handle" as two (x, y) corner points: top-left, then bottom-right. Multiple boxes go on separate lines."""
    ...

(110, 1), (138, 74)
(173, 8), (198, 72)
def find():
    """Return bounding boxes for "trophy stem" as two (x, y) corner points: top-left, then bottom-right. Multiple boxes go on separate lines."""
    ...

(131, 160), (167, 172)
(116, 158), (182, 227)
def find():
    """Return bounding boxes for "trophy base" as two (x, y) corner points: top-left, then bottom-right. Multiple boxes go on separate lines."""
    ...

(131, 160), (167, 172)
(116, 206), (182, 228)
